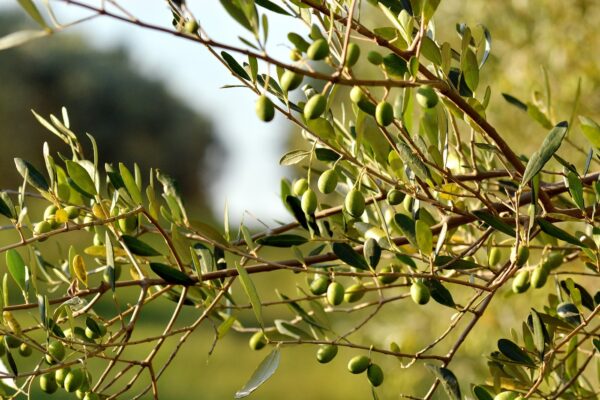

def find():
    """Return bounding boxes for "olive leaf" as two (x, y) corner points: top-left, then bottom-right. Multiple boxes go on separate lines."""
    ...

(332, 242), (369, 270)
(394, 214), (417, 248)
(274, 320), (312, 340)
(425, 364), (461, 400)
(425, 279), (455, 308)
(497, 338), (535, 366)
(472, 385), (494, 400)
(14, 158), (49, 192)
(235, 347), (281, 398)
(521, 121), (568, 185)
(528, 309), (547, 358)
(256, 234), (308, 248)
(472, 210), (515, 237)
(279, 150), (310, 166)
(579, 116), (600, 149)
(188, 220), (229, 247)
(150, 263), (195, 286)
(363, 238), (381, 269)
(415, 219), (433, 254)
(0, 30), (48, 52)
(0, 196), (14, 220)
(234, 262), (264, 327)
(221, 51), (251, 80)
(121, 235), (162, 257)
(5, 249), (27, 294)
(536, 218), (585, 247)
(119, 163), (143, 204)
(65, 160), (96, 196)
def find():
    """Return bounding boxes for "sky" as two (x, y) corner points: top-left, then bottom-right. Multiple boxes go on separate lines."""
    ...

(5, 0), (302, 224)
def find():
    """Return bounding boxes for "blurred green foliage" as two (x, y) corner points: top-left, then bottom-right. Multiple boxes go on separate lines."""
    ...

(0, 12), (222, 210)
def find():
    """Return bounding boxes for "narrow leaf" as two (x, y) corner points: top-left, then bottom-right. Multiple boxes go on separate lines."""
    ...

(394, 214), (417, 248)
(0, 30), (48, 51)
(150, 262), (194, 286)
(415, 220), (433, 254)
(537, 218), (585, 247)
(256, 234), (308, 248)
(279, 150), (310, 166)
(521, 121), (568, 185)
(221, 51), (251, 80)
(121, 235), (162, 257)
(65, 160), (96, 196)
(234, 262), (264, 326)
(497, 338), (535, 366)
(5, 250), (26, 293)
(332, 243), (369, 270)
(119, 163), (143, 204)
(235, 348), (281, 398)
(579, 116), (600, 149)
(425, 364), (461, 400)
(472, 210), (516, 236)
(14, 158), (48, 191)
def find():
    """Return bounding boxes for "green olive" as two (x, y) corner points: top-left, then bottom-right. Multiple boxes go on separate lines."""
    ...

(64, 369), (85, 392)
(512, 270), (530, 293)
(541, 252), (563, 270)
(316, 344), (338, 364)
(249, 331), (267, 351)
(280, 70), (304, 93)
(310, 276), (330, 295)
(117, 210), (138, 234)
(304, 94), (327, 120)
(307, 38), (329, 60)
(55, 367), (71, 387)
(46, 341), (66, 364)
(530, 265), (549, 289)
(378, 265), (400, 285)
(103, 264), (122, 284)
(5, 335), (21, 349)
(367, 51), (383, 65)
(350, 86), (366, 103)
(488, 247), (501, 267)
(375, 101), (394, 126)
(345, 189), (366, 218)
(494, 391), (519, 400)
(347, 355), (370, 374)
(184, 19), (199, 34)
(83, 393), (100, 400)
(255, 95), (275, 122)
(85, 324), (107, 340)
(367, 363), (384, 386)
(515, 246), (529, 267)
(386, 189), (405, 206)
(40, 372), (58, 394)
(416, 86), (439, 108)
(326, 282), (345, 306)
(301, 188), (318, 215)
(292, 178), (309, 196)
(344, 43), (361, 67)
(410, 281), (430, 305)
(34, 220), (52, 236)
(344, 284), (366, 303)
(18, 342), (32, 357)
(64, 206), (80, 219)
(318, 169), (338, 194)
(43, 204), (58, 221)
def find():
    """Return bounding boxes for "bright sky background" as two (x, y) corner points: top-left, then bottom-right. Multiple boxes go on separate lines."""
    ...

(5, 1), (303, 224)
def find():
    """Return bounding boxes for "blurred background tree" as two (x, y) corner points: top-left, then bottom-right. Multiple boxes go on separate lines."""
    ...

(0, 12), (222, 213)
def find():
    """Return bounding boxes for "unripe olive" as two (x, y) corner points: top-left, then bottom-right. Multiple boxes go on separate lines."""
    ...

(46, 340), (66, 364)
(375, 101), (394, 126)
(378, 265), (400, 285)
(494, 391), (519, 400)
(85, 324), (107, 340)
(103, 264), (122, 284)
(34, 220), (52, 236)
(344, 43), (360, 67)
(512, 270), (530, 293)
(386, 189), (405, 206)
(344, 284), (366, 303)
(316, 344), (338, 364)
(5, 335), (21, 349)
(65, 369), (85, 392)
(347, 355), (370, 374)
(249, 331), (267, 351)
(416, 86), (439, 108)
(318, 169), (338, 194)
(184, 19), (199, 34)
(541, 252), (563, 270)
(488, 247), (501, 267)
(307, 38), (329, 60)
(255, 95), (275, 122)
(326, 282), (345, 306)
(18, 342), (32, 357)
(290, 49), (301, 61)
(367, 363), (384, 387)
(301, 189), (318, 215)
(367, 51), (383, 65)
(43, 204), (58, 221)
(304, 94), (327, 120)
(410, 281), (430, 305)
(93, 233), (103, 246)
(117, 210), (138, 234)
(280, 70), (304, 93)
(83, 393), (100, 400)
(345, 189), (366, 218)
(350, 86), (366, 103)
(55, 367), (71, 387)
(64, 206), (80, 219)
(310, 276), (330, 295)
(530, 265), (549, 289)
(292, 178), (309, 196)
(515, 246), (529, 267)
(40, 372), (58, 394)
